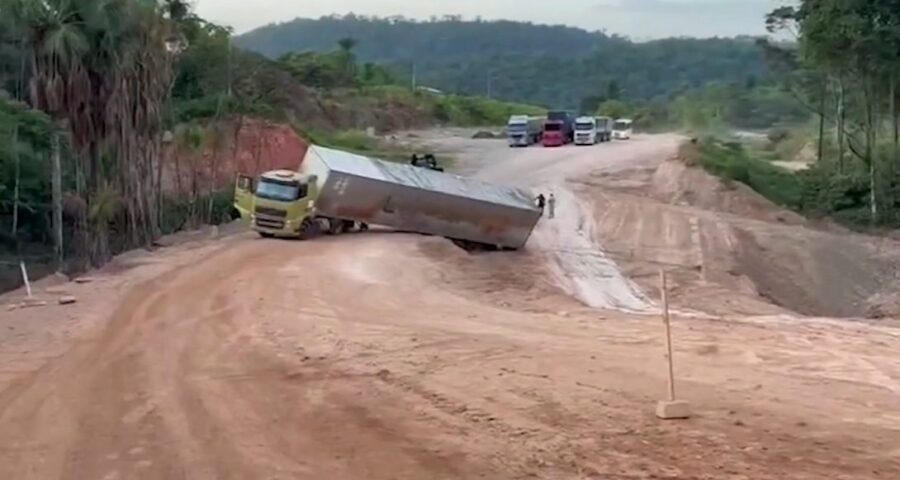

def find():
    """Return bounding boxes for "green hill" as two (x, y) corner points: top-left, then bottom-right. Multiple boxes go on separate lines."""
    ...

(235, 15), (768, 108)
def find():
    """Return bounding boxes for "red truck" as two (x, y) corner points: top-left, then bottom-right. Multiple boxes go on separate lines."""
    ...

(542, 121), (567, 147)
(542, 111), (574, 147)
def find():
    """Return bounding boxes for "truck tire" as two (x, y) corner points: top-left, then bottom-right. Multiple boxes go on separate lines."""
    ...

(298, 219), (315, 240)
(327, 219), (344, 235)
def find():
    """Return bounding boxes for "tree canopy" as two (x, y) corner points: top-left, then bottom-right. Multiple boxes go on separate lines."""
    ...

(235, 15), (769, 108)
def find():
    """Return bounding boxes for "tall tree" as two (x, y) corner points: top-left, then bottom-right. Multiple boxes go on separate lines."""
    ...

(6, 0), (182, 263)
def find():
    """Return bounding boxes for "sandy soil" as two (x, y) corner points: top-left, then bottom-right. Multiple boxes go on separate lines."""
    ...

(1, 131), (898, 479)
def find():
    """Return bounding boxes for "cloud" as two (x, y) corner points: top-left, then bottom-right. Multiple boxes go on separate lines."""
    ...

(590, 0), (778, 38)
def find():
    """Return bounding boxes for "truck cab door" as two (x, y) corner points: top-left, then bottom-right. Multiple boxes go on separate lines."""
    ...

(233, 174), (254, 221)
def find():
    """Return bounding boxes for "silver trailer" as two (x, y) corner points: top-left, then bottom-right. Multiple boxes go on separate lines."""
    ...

(595, 116), (613, 142)
(300, 146), (541, 249)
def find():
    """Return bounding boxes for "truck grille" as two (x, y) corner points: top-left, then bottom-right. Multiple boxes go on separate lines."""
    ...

(255, 218), (285, 229)
(255, 206), (288, 218)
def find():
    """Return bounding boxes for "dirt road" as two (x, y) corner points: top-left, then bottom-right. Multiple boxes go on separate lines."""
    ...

(1, 132), (898, 479)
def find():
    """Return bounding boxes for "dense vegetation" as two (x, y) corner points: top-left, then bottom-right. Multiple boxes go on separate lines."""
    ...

(589, 80), (810, 132)
(678, 2), (900, 229)
(235, 15), (769, 108)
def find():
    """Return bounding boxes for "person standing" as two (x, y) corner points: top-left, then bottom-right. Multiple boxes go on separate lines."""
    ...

(548, 193), (556, 219)
(535, 194), (546, 215)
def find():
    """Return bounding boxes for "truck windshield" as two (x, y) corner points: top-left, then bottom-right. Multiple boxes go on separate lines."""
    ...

(256, 179), (303, 202)
(544, 123), (562, 132)
(507, 123), (527, 133)
(614, 122), (632, 130)
(575, 122), (594, 131)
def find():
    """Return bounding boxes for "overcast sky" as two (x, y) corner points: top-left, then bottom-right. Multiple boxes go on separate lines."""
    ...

(194, 0), (784, 39)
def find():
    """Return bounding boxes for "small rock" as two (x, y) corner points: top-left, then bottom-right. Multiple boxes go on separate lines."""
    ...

(21, 298), (47, 308)
(74, 277), (94, 284)
(472, 130), (498, 139)
(59, 296), (78, 305)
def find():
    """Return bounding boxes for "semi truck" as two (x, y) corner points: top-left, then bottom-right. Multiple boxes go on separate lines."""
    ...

(506, 115), (543, 147)
(542, 111), (574, 147)
(234, 145), (542, 250)
(574, 116), (598, 145)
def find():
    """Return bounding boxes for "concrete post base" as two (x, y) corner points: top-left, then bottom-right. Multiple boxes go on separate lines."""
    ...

(656, 400), (691, 420)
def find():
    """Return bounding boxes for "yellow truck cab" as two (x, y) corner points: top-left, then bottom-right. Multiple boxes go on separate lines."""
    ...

(234, 168), (367, 239)
(234, 170), (318, 238)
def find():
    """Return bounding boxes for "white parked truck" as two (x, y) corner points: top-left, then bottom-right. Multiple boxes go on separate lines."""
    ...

(507, 115), (543, 147)
(574, 116), (599, 145)
(612, 118), (634, 140)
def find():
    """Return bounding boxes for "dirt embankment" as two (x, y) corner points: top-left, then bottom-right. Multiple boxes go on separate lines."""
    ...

(162, 118), (310, 196)
(579, 151), (900, 319)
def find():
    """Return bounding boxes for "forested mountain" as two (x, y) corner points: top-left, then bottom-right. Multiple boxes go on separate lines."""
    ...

(235, 15), (768, 108)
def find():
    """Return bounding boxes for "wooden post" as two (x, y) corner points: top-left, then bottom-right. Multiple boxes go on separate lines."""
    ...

(19, 261), (32, 298)
(660, 269), (675, 402)
(655, 269), (690, 419)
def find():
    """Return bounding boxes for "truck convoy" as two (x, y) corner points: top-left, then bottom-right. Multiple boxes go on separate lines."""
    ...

(234, 145), (542, 250)
(506, 115), (543, 147)
(505, 111), (627, 148)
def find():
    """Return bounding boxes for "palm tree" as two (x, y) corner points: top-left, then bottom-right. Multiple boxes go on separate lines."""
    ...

(337, 37), (359, 53)
(6, 0), (181, 263)
(336, 37), (359, 83)
(3, 0), (89, 267)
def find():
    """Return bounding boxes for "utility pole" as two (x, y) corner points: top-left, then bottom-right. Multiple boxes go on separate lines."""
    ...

(227, 35), (233, 98)
(411, 62), (417, 92)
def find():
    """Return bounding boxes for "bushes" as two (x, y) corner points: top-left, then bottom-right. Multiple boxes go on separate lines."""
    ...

(688, 137), (900, 229)
(296, 127), (380, 153)
(429, 95), (543, 126)
(686, 138), (802, 208)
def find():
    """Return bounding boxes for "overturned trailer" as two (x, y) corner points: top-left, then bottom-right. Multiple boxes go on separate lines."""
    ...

(299, 145), (541, 250)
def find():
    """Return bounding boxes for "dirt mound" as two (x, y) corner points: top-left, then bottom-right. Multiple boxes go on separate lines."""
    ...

(163, 119), (309, 196)
(650, 159), (805, 225)
(472, 130), (500, 139)
(864, 289), (900, 319)
(580, 149), (900, 318)
(320, 92), (434, 132)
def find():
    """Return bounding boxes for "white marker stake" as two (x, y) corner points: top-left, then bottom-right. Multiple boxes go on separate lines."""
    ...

(20, 261), (32, 298)
(656, 269), (691, 419)
(661, 270), (675, 401)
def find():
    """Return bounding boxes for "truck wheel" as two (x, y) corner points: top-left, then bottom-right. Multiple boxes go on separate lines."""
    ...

(298, 219), (315, 240)
(327, 219), (344, 235)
